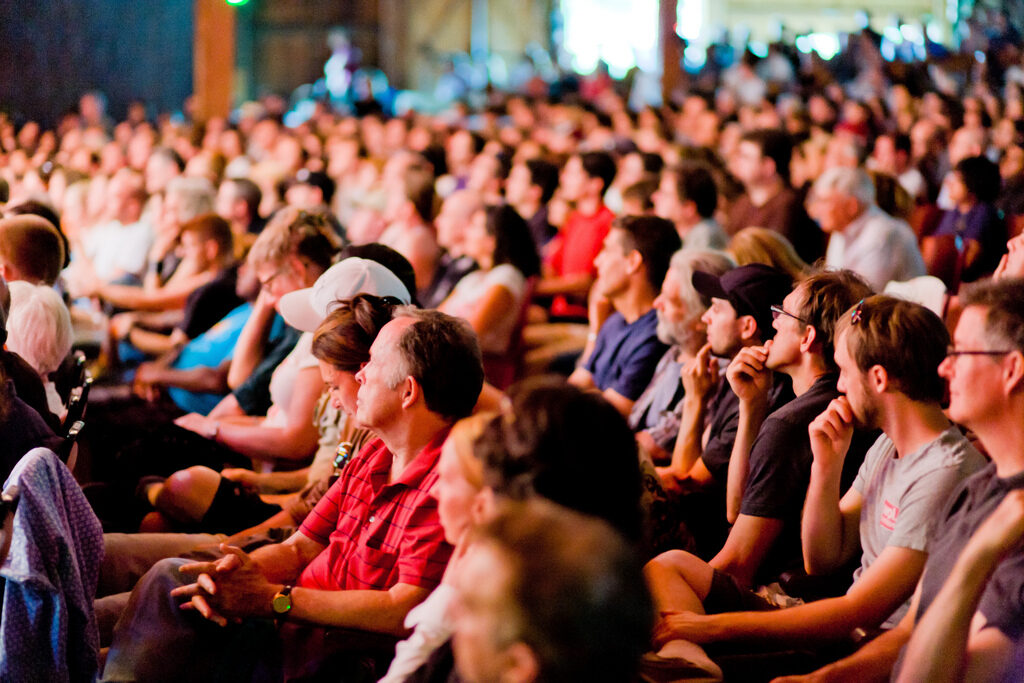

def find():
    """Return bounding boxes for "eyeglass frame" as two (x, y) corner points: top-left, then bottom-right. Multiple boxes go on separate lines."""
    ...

(770, 304), (810, 326)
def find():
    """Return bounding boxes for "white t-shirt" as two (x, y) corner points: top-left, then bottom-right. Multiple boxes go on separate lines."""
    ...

(264, 331), (317, 429)
(441, 264), (526, 354)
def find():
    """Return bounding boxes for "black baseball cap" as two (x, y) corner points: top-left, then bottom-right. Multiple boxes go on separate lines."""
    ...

(692, 263), (792, 339)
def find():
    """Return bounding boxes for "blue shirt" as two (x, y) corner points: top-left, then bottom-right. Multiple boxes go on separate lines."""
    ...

(584, 308), (667, 401)
(168, 303), (286, 415)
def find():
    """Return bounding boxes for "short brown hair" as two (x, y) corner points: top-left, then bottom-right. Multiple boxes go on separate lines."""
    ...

(960, 278), (1024, 353)
(247, 207), (341, 271)
(836, 294), (949, 403)
(0, 215), (65, 285)
(796, 269), (873, 372)
(180, 213), (234, 260)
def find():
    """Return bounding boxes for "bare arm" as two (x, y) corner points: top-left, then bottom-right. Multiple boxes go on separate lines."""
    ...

(802, 398), (864, 574)
(97, 269), (213, 311)
(533, 271), (594, 298)
(709, 514), (784, 589)
(659, 344), (718, 483)
(660, 545), (926, 647)
(723, 345), (773, 523)
(227, 291), (279, 390)
(135, 358), (231, 395)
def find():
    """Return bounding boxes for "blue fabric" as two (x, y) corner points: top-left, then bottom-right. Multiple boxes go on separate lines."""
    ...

(584, 309), (667, 401)
(1, 448), (104, 682)
(167, 303), (285, 415)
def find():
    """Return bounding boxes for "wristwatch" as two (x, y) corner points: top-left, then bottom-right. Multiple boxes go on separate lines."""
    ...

(272, 585), (293, 617)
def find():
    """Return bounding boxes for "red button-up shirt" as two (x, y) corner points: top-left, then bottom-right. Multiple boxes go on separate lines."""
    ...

(297, 429), (453, 592)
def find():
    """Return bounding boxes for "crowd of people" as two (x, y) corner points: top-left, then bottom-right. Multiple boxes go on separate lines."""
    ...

(2, 19), (1024, 681)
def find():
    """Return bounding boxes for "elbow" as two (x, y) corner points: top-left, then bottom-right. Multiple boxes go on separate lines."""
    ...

(726, 505), (739, 526)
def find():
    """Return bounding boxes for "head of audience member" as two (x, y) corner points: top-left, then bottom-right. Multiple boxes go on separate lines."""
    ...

(834, 295), (950, 429)
(466, 150), (510, 202)
(727, 226), (808, 283)
(693, 263), (793, 357)
(505, 159), (559, 219)
(159, 176), (215, 238)
(104, 167), (147, 225)
(312, 294), (400, 418)
(462, 204), (541, 278)
(0, 215), (65, 286)
(176, 214), (235, 273)
(474, 376), (644, 543)
(215, 177), (262, 234)
(384, 156), (436, 228)
(452, 499), (653, 683)
(654, 249), (735, 356)
(559, 151), (616, 205)
(621, 179), (658, 216)
(355, 308), (483, 434)
(941, 279), (1024, 436)
(947, 126), (987, 167)
(2, 199), (72, 271)
(435, 189), (484, 257)
(145, 146), (184, 196)
(731, 129), (794, 189)
(766, 269), (873, 376)
(806, 166), (877, 236)
(247, 208), (342, 306)
(3, 280), (72, 380)
(284, 169), (336, 210)
(947, 155), (1002, 209)
(435, 413), (492, 546)
(653, 162), (718, 231)
(594, 215), (681, 303)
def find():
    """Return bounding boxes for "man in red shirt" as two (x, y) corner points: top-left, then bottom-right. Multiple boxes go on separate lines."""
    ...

(536, 151), (617, 320)
(100, 309), (484, 681)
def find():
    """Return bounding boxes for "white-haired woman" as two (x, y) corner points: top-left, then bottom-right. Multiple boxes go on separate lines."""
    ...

(5, 280), (73, 416)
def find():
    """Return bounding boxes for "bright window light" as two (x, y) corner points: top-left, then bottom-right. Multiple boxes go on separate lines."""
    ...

(560, 0), (659, 78)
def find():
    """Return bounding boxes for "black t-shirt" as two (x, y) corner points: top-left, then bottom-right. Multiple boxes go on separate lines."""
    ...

(739, 373), (876, 581)
(178, 266), (242, 340)
(0, 381), (63, 482)
(0, 350), (60, 431)
(915, 463), (1024, 642)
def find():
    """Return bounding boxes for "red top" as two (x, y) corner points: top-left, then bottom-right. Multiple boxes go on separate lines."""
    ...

(297, 430), (453, 592)
(545, 204), (615, 318)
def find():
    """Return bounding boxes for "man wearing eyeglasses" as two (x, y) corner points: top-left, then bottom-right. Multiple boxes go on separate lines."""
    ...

(647, 293), (988, 680)
(780, 280), (1024, 682)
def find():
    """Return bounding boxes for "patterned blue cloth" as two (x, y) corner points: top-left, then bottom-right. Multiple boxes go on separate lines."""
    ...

(1, 448), (104, 682)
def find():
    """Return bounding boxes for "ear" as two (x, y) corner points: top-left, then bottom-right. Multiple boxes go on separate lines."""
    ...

(400, 375), (421, 410)
(625, 248), (644, 275)
(867, 364), (889, 394)
(499, 642), (541, 683)
(738, 314), (759, 342)
(799, 324), (818, 353)
(470, 487), (494, 525)
(1004, 351), (1024, 394)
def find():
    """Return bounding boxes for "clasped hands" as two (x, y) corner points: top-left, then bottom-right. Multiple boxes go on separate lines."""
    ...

(170, 544), (280, 626)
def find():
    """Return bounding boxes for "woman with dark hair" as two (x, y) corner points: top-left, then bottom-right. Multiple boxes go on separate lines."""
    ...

(439, 204), (539, 355)
(934, 155), (1008, 280)
(138, 294), (395, 534)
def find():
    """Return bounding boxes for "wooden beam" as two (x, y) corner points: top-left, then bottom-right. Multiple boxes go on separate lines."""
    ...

(194, 0), (236, 121)
(660, 0), (681, 106)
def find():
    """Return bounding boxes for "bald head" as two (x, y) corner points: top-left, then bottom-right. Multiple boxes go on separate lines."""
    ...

(0, 215), (65, 285)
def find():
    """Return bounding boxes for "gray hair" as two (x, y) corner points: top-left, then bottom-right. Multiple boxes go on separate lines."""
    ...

(5, 280), (72, 376)
(811, 166), (876, 207)
(660, 249), (735, 351)
(165, 176), (215, 223)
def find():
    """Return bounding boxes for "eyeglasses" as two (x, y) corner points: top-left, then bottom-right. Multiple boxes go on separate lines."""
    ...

(945, 347), (1016, 359)
(770, 305), (809, 326)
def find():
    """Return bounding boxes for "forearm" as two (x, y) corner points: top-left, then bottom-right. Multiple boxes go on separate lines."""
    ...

(668, 397), (706, 476)
(534, 272), (593, 298)
(98, 282), (189, 311)
(725, 402), (767, 524)
(215, 420), (319, 463)
(153, 365), (230, 394)
(704, 594), (878, 646)
(894, 549), (998, 683)
(227, 300), (277, 389)
(809, 620), (912, 683)
(127, 327), (180, 356)
(802, 462), (852, 574)
(286, 584), (426, 634)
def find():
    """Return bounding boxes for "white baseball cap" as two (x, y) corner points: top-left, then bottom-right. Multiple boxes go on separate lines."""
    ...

(278, 257), (412, 332)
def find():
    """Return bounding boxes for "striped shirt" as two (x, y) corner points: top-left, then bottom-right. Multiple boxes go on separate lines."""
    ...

(297, 430), (453, 592)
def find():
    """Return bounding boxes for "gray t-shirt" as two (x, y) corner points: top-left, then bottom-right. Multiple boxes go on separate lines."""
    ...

(850, 426), (987, 627)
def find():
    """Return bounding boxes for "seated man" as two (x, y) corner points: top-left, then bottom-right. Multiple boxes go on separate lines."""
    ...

(656, 264), (793, 556)
(631, 249), (735, 463)
(646, 296), (987, 679)
(101, 309), (484, 681)
(791, 280), (1024, 683)
(569, 215), (681, 416)
(452, 499), (653, 683)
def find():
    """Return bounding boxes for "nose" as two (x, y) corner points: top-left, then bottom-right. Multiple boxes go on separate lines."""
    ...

(937, 355), (953, 379)
(355, 367), (366, 385)
(653, 293), (664, 311)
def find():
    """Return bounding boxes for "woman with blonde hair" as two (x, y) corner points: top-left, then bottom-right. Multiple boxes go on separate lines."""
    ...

(727, 226), (808, 283)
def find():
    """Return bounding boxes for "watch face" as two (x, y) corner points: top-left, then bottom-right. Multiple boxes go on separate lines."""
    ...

(272, 592), (292, 614)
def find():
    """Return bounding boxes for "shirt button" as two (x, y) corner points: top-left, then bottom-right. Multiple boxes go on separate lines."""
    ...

(368, 515), (376, 522)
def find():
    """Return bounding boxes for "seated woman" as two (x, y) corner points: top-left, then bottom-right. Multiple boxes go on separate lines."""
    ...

(108, 209), (342, 490)
(4, 280), (73, 416)
(140, 294), (398, 534)
(438, 204), (540, 356)
(933, 154), (1008, 281)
